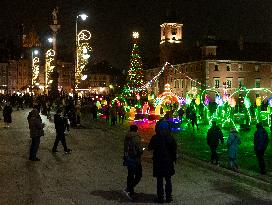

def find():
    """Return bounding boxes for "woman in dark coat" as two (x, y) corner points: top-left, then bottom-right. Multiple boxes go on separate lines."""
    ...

(3, 102), (13, 128)
(148, 120), (177, 203)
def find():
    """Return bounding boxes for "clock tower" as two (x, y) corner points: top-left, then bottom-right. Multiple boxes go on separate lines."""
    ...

(159, 8), (183, 65)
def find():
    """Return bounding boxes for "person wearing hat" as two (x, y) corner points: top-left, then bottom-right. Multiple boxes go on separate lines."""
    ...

(148, 120), (177, 203)
(207, 120), (224, 165)
(227, 127), (241, 171)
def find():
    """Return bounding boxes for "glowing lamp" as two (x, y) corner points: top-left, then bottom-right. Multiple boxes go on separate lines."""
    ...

(78, 14), (88, 21)
(204, 95), (209, 106)
(256, 97), (261, 107)
(215, 96), (224, 106)
(195, 96), (200, 106)
(268, 97), (272, 107)
(136, 94), (140, 100)
(244, 96), (251, 108)
(186, 95), (191, 105)
(229, 97), (236, 108)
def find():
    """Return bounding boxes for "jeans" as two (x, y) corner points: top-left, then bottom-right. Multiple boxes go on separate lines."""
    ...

(127, 164), (142, 195)
(52, 133), (68, 152)
(157, 176), (172, 200)
(29, 137), (40, 159)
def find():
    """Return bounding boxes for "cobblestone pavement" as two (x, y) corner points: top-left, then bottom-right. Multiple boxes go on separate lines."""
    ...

(0, 109), (272, 205)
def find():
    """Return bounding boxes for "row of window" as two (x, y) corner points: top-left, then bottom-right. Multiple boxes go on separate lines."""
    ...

(173, 79), (198, 89)
(213, 77), (263, 88)
(173, 65), (201, 74)
(213, 64), (268, 72)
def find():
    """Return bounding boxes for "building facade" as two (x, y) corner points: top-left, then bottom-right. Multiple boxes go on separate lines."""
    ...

(146, 19), (272, 101)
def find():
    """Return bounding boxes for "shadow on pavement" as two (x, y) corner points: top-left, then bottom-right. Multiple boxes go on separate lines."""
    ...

(90, 190), (156, 203)
(213, 180), (272, 204)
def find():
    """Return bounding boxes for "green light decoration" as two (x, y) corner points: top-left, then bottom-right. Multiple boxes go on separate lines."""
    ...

(122, 32), (147, 99)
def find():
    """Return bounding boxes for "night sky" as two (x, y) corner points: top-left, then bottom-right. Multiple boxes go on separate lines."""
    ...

(1, 0), (272, 69)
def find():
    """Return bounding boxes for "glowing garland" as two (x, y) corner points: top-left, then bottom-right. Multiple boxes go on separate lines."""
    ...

(32, 57), (40, 86)
(75, 30), (92, 85)
(45, 49), (55, 86)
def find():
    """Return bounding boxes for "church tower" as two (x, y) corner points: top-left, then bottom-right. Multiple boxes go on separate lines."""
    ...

(159, 5), (183, 65)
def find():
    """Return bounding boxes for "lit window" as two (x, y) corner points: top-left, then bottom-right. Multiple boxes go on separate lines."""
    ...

(255, 65), (260, 72)
(238, 64), (243, 71)
(171, 28), (177, 35)
(226, 78), (232, 88)
(214, 78), (220, 88)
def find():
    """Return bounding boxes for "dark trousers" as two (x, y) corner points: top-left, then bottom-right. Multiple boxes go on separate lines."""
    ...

(29, 137), (40, 159)
(127, 164), (142, 195)
(210, 146), (218, 164)
(52, 133), (68, 152)
(157, 176), (172, 200)
(255, 150), (266, 174)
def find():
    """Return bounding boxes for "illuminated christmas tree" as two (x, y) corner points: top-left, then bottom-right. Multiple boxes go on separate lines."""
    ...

(123, 32), (146, 98)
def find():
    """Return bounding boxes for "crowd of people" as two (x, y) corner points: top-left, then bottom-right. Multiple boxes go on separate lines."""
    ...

(0, 93), (271, 203)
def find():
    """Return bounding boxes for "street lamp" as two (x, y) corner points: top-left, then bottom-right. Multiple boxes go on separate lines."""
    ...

(74, 13), (88, 86)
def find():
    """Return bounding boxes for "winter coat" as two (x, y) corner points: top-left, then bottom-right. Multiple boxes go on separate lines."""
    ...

(207, 125), (224, 148)
(254, 127), (269, 151)
(227, 131), (241, 159)
(54, 114), (69, 134)
(148, 133), (177, 177)
(28, 110), (44, 138)
(124, 131), (143, 164)
(3, 105), (12, 123)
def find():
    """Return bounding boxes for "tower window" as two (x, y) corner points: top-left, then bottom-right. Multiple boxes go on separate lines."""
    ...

(171, 28), (177, 35)
(226, 65), (231, 71)
(214, 65), (219, 71)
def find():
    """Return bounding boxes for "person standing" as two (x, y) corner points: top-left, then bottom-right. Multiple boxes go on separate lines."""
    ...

(3, 102), (13, 128)
(254, 122), (269, 174)
(123, 125), (143, 201)
(52, 108), (71, 154)
(227, 127), (241, 171)
(28, 106), (45, 161)
(207, 121), (224, 165)
(148, 120), (177, 203)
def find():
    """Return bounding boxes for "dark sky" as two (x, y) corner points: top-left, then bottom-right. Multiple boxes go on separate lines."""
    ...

(1, 0), (272, 69)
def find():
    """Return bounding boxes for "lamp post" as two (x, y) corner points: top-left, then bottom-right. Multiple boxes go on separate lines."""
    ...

(75, 13), (88, 90)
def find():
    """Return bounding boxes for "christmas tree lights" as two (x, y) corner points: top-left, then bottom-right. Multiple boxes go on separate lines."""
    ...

(123, 32), (146, 98)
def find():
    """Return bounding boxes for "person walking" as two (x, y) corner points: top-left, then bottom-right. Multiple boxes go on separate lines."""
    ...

(227, 127), (241, 171)
(254, 122), (269, 175)
(123, 125), (143, 201)
(52, 108), (71, 154)
(190, 108), (198, 131)
(28, 106), (45, 161)
(148, 120), (177, 203)
(207, 121), (224, 165)
(3, 102), (13, 128)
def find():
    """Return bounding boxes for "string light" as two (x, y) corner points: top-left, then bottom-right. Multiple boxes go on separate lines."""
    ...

(45, 49), (55, 86)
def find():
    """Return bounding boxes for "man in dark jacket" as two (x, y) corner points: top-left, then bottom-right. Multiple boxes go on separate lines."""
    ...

(207, 121), (224, 165)
(52, 108), (71, 153)
(123, 125), (143, 201)
(148, 120), (177, 203)
(28, 107), (45, 161)
(254, 122), (269, 174)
